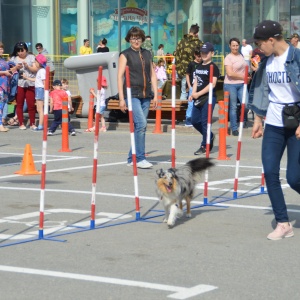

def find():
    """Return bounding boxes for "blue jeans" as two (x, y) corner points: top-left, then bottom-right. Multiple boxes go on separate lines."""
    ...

(0, 100), (6, 125)
(185, 87), (193, 124)
(191, 96), (216, 148)
(224, 83), (248, 132)
(262, 124), (300, 223)
(180, 77), (187, 100)
(2, 101), (8, 119)
(126, 97), (151, 163)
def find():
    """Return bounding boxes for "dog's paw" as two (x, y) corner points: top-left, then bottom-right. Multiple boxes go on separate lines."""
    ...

(176, 209), (183, 218)
(167, 220), (175, 227)
(163, 218), (168, 223)
(167, 205), (178, 227)
(186, 212), (192, 218)
(167, 216), (176, 227)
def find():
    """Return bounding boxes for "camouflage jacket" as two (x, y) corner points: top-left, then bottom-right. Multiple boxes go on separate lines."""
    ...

(142, 40), (154, 59)
(175, 35), (203, 78)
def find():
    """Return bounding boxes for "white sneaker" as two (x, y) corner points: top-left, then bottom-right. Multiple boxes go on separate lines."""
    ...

(137, 160), (153, 169)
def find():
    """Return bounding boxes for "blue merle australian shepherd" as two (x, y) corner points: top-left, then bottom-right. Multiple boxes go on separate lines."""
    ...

(156, 158), (214, 227)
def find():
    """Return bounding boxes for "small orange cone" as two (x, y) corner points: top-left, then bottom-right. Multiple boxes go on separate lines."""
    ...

(15, 144), (41, 175)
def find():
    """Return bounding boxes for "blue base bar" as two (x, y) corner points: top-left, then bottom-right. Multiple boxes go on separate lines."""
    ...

(135, 211), (140, 221)
(0, 235), (66, 248)
(90, 220), (95, 229)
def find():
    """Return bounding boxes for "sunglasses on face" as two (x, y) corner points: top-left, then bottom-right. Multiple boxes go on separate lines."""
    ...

(17, 48), (25, 52)
(36, 47), (41, 50)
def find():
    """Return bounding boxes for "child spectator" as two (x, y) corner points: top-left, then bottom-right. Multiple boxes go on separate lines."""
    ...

(48, 79), (75, 136)
(155, 58), (167, 89)
(23, 54), (47, 131)
(185, 46), (202, 126)
(61, 78), (72, 111)
(89, 75), (108, 132)
(157, 44), (165, 62)
(191, 42), (220, 155)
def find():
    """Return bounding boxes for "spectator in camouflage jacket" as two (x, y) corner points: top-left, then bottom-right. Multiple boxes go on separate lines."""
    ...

(142, 35), (154, 58)
(175, 24), (203, 100)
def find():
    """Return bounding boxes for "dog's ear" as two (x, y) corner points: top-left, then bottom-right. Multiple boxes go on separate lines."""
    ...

(167, 168), (177, 178)
(156, 169), (165, 178)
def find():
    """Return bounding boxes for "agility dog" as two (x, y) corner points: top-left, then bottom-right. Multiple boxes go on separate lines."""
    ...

(155, 158), (214, 227)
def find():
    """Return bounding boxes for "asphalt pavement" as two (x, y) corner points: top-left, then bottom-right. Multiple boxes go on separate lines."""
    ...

(0, 112), (299, 300)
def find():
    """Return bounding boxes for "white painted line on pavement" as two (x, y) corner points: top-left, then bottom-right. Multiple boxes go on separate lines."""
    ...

(0, 265), (217, 299)
(0, 152), (87, 158)
(0, 182), (298, 214)
(0, 161), (127, 180)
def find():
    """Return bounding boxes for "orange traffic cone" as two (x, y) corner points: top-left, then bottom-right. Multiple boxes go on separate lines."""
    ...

(15, 144), (41, 175)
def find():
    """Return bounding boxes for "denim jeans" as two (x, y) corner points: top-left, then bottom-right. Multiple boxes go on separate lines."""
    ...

(262, 124), (300, 222)
(224, 83), (248, 132)
(126, 97), (151, 163)
(191, 96), (216, 148)
(180, 76), (187, 100)
(0, 100), (5, 125)
(185, 87), (194, 124)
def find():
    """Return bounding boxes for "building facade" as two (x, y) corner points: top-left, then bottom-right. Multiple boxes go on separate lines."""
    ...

(0, 0), (300, 57)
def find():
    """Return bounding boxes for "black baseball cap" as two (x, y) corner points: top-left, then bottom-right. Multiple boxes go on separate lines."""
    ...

(252, 20), (283, 41)
(53, 80), (62, 86)
(200, 42), (214, 53)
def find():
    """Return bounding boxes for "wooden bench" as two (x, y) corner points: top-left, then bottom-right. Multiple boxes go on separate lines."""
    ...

(71, 95), (84, 117)
(106, 99), (188, 122)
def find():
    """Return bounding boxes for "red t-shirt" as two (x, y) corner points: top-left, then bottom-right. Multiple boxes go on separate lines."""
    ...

(49, 89), (68, 110)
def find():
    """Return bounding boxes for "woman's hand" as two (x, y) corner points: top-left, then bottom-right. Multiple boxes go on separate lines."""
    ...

(16, 63), (23, 70)
(152, 97), (158, 110)
(3, 70), (12, 77)
(251, 116), (264, 138)
(119, 99), (127, 113)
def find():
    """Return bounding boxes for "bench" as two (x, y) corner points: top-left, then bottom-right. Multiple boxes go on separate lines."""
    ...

(106, 99), (188, 122)
(71, 95), (84, 117)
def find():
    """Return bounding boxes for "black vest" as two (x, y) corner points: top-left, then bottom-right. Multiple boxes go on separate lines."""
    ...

(121, 47), (152, 99)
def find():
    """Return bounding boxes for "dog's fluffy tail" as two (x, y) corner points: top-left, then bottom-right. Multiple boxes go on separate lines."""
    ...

(186, 158), (214, 175)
